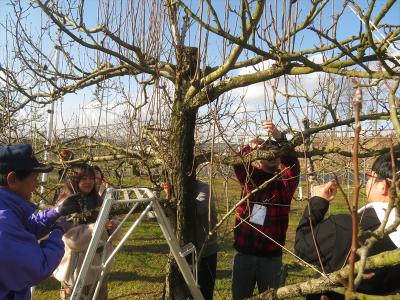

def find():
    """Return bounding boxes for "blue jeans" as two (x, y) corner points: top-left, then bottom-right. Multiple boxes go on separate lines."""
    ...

(231, 252), (282, 300)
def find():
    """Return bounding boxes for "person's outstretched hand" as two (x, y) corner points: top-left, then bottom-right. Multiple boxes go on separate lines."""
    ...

(313, 181), (337, 201)
(261, 120), (283, 140)
(56, 193), (83, 216)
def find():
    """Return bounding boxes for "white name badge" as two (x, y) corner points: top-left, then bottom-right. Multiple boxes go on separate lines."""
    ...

(249, 204), (267, 225)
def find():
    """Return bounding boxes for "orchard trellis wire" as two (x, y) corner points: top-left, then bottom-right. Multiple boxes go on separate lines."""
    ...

(23, 89), (396, 202)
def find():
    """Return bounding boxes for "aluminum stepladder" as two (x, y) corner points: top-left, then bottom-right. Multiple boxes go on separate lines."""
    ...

(70, 187), (204, 300)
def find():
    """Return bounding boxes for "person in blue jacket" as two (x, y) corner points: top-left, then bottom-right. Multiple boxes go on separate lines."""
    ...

(0, 144), (82, 300)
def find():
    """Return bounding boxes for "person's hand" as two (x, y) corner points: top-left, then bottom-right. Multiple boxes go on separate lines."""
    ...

(103, 181), (110, 189)
(261, 120), (283, 141)
(248, 137), (265, 150)
(160, 182), (171, 199)
(55, 193), (83, 216)
(313, 181), (337, 201)
(53, 216), (75, 233)
(160, 182), (169, 192)
(105, 219), (118, 233)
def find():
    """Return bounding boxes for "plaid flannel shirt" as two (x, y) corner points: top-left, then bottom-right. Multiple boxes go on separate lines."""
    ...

(233, 144), (300, 257)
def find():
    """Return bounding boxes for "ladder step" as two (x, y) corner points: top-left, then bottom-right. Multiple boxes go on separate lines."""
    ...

(179, 243), (196, 257)
(71, 188), (204, 300)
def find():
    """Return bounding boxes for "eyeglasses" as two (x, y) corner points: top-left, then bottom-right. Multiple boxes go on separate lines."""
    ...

(365, 172), (376, 179)
(362, 171), (392, 184)
(358, 172), (376, 185)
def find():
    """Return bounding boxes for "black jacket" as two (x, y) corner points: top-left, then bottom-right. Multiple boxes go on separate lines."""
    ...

(295, 197), (400, 297)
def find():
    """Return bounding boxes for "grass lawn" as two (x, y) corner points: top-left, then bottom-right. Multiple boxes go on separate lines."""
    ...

(34, 178), (356, 300)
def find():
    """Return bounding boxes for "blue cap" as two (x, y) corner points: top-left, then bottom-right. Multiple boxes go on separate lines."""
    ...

(0, 144), (53, 174)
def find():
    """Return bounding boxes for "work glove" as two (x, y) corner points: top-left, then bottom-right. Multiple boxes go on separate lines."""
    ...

(52, 216), (74, 234)
(55, 193), (83, 216)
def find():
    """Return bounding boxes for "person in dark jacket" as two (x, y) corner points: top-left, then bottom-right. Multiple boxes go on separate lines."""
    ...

(295, 153), (400, 299)
(232, 121), (300, 300)
(194, 180), (218, 300)
(0, 144), (82, 300)
(160, 180), (219, 300)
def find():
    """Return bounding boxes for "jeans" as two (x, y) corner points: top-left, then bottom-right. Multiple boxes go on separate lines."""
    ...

(231, 252), (282, 300)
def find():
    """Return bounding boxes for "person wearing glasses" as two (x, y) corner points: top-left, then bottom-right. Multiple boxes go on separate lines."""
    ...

(295, 153), (400, 299)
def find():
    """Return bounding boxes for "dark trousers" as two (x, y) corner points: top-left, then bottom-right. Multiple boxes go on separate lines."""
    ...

(198, 252), (217, 300)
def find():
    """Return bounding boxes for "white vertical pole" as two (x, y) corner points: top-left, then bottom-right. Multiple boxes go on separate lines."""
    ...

(40, 38), (61, 195)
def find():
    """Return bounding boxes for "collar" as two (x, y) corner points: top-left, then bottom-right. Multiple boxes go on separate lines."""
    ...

(0, 187), (37, 221)
(359, 201), (400, 247)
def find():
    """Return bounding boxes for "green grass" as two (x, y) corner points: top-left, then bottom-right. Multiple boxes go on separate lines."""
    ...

(34, 177), (354, 300)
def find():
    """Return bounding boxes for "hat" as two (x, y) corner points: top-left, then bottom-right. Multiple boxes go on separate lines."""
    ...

(0, 144), (53, 174)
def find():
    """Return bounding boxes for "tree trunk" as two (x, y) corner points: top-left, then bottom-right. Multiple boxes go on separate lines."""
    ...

(164, 86), (199, 299)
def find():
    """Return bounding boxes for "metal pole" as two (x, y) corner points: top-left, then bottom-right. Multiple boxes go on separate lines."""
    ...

(40, 39), (61, 195)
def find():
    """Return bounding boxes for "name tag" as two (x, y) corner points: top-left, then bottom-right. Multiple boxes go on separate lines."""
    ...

(249, 204), (267, 225)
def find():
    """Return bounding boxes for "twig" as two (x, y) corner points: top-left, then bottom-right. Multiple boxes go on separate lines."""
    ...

(347, 84), (362, 298)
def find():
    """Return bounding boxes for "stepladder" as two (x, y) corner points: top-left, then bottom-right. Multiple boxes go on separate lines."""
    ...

(70, 187), (204, 300)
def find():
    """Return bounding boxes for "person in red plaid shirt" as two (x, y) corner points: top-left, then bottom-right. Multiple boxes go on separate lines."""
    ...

(231, 121), (300, 300)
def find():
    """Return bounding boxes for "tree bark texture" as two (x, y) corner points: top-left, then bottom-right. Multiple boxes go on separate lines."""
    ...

(251, 249), (400, 300)
(164, 54), (199, 298)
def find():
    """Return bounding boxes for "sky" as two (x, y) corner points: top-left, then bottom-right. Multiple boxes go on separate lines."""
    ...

(0, 0), (399, 136)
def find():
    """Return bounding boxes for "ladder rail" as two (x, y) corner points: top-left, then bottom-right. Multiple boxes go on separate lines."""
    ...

(70, 193), (114, 300)
(70, 187), (204, 300)
(104, 202), (153, 267)
(88, 202), (150, 300)
(71, 188), (151, 300)
(106, 202), (140, 243)
(90, 202), (153, 300)
(152, 200), (204, 300)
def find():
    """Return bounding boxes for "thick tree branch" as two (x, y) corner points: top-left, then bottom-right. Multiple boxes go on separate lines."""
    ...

(251, 248), (400, 299)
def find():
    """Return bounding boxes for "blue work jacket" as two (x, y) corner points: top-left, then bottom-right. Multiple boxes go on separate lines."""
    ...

(0, 188), (64, 300)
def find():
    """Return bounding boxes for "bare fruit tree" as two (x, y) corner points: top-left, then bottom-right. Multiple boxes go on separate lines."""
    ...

(1, 0), (400, 298)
